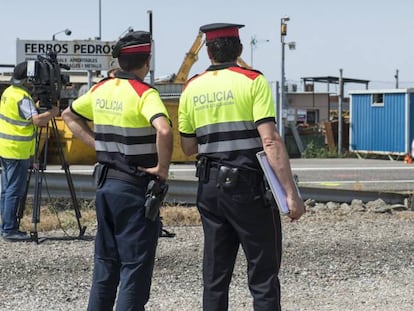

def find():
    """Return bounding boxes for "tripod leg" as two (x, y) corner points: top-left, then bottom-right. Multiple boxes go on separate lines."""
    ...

(30, 125), (48, 244)
(51, 118), (86, 237)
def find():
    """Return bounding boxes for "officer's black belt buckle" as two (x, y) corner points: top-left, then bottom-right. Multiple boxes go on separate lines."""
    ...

(106, 168), (148, 187)
(216, 165), (239, 189)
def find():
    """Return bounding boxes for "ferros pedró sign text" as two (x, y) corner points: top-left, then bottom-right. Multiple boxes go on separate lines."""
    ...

(16, 39), (117, 71)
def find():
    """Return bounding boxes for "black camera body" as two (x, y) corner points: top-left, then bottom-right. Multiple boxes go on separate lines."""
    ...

(26, 51), (70, 109)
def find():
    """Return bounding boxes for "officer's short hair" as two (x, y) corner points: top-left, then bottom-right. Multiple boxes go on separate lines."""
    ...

(112, 31), (151, 71)
(200, 23), (244, 63)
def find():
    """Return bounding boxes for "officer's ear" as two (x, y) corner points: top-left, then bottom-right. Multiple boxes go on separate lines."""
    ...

(145, 55), (151, 69)
(238, 43), (243, 57)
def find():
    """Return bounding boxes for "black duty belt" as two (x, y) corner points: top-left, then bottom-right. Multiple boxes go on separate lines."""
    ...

(209, 163), (262, 184)
(106, 168), (149, 187)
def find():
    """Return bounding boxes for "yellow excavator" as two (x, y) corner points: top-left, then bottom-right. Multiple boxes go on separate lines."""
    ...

(172, 31), (251, 84)
(174, 31), (205, 83)
(173, 31), (251, 83)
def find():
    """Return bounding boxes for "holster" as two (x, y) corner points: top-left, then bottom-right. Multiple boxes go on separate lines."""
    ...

(92, 163), (108, 188)
(216, 166), (239, 189)
(195, 156), (210, 182)
(144, 180), (169, 221)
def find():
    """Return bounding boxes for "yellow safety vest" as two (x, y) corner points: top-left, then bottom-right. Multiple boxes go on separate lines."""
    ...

(0, 85), (36, 159)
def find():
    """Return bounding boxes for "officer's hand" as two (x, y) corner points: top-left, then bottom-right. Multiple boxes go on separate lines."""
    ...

(287, 196), (306, 222)
(138, 165), (169, 181)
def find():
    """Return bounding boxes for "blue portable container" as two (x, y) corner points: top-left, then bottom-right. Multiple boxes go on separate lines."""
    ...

(349, 88), (414, 156)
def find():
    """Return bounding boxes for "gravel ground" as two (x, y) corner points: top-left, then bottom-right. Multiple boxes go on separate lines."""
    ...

(1, 200), (414, 311)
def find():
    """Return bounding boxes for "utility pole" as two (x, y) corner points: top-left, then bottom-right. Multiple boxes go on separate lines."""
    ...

(275, 81), (280, 126)
(98, 0), (102, 40)
(147, 10), (155, 86)
(395, 69), (399, 89)
(338, 69), (343, 156)
(280, 16), (295, 140)
(280, 17), (288, 140)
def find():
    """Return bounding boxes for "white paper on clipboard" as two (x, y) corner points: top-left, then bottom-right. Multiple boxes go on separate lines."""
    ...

(256, 151), (301, 215)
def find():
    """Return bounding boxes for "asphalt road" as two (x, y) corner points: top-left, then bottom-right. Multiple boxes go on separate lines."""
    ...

(167, 158), (414, 193)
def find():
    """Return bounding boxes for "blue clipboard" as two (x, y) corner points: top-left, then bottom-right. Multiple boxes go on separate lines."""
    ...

(256, 151), (301, 215)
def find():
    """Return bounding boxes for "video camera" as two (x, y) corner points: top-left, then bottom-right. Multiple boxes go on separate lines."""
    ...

(26, 51), (70, 109)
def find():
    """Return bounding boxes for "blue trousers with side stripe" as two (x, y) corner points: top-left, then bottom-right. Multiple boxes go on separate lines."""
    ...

(87, 178), (160, 311)
(197, 167), (283, 311)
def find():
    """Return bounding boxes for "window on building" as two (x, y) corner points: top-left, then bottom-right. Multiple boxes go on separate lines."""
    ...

(306, 110), (319, 124)
(372, 93), (384, 107)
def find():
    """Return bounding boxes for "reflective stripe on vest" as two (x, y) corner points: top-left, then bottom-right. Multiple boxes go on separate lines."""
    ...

(0, 132), (36, 141)
(0, 113), (32, 126)
(94, 124), (157, 156)
(196, 121), (262, 154)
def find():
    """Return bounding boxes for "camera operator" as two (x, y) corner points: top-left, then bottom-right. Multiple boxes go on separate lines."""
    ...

(0, 61), (59, 242)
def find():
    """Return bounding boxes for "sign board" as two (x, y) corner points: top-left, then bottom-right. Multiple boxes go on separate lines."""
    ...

(297, 109), (307, 122)
(16, 39), (117, 72)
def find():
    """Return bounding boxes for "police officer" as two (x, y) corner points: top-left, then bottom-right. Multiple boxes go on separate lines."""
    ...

(178, 23), (305, 311)
(0, 62), (59, 241)
(61, 31), (173, 310)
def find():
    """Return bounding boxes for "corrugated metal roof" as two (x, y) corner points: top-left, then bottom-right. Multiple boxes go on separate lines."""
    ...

(349, 88), (414, 94)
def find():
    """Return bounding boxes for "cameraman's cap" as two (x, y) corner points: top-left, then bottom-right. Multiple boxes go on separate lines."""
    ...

(200, 23), (244, 41)
(112, 31), (151, 58)
(12, 61), (28, 83)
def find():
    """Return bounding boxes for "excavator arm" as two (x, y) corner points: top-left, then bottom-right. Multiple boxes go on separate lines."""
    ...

(174, 31), (205, 83)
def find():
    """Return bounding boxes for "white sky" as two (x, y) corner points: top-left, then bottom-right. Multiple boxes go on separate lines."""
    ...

(1, 0), (413, 94)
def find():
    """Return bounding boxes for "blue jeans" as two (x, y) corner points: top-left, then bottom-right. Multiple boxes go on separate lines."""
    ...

(0, 157), (30, 234)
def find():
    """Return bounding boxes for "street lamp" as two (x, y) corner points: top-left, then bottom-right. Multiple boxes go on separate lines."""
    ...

(279, 16), (295, 140)
(52, 29), (72, 40)
(147, 10), (155, 86)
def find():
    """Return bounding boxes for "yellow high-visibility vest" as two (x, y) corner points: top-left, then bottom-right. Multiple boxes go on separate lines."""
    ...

(0, 85), (36, 159)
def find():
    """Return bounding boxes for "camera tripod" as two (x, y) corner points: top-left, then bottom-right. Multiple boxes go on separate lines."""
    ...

(18, 116), (87, 243)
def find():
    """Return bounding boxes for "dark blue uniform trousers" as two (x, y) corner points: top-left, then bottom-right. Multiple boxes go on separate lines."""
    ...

(87, 178), (160, 311)
(197, 169), (282, 311)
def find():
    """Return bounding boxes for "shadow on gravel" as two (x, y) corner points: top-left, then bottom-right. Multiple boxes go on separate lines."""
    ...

(26, 234), (96, 244)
